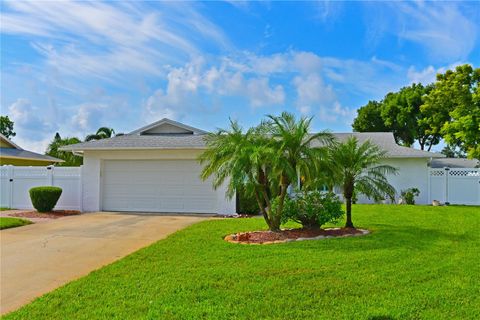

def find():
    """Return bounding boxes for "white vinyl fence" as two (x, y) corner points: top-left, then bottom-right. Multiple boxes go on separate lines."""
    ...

(0, 166), (82, 210)
(429, 168), (480, 205)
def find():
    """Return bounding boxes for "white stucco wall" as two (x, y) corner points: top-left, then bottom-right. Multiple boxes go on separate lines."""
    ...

(81, 149), (236, 214)
(355, 158), (430, 204)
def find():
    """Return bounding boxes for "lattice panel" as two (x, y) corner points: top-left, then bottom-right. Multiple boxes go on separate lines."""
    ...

(429, 170), (445, 176)
(448, 170), (480, 177)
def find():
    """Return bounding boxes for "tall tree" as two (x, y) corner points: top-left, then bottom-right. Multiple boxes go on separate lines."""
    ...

(0, 116), (16, 139)
(327, 137), (397, 228)
(352, 101), (389, 133)
(353, 84), (438, 150)
(382, 83), (438, 150)
(46, 133), (83, 166)
(85, 127), (115, 141)
(200, 113), (332, 231)
(422, 64), (480, 160)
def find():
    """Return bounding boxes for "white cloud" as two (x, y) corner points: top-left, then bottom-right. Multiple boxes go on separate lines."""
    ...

(407, 62), (465, 85)
(293, 73), (335, 114)
(71, 103), (110, 131)
(1, 1), (231, 81)
(366, 2), (478, 62)
(395, 2), (477, 62)
(143, 57), (286, 121)
(8, 98), (57, 139)
(12, 136), (52, 154)
(246, 78), (285, 107)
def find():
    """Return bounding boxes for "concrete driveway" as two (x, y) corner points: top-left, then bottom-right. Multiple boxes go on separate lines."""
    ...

(0, 212), (206, 315)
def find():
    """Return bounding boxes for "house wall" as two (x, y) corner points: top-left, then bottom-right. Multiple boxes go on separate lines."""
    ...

(355, 158), (430, 204)
(81, 149), (236, 214)
(143, 123), (192, 134)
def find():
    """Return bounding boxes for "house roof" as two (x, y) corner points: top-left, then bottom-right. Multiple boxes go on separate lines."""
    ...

(430, 158), (479, 168)
(60, 119), (444, 158)
(129, 118), (207, 135)
(0, 133), (22, 149)
(0, 148), (64, 163)
(311, 132), (445, 158)
(0, 133), (63, 163)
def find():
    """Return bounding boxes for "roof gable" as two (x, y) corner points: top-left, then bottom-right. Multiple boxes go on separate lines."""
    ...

(129, 118), (207, 136)
(0, 133), (22, 149)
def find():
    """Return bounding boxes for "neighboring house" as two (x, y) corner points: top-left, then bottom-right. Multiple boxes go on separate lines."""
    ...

(61, 118), (447, 214)
(0, 133), (63, 166)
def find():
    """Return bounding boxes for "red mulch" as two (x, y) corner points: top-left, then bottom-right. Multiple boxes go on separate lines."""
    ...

(10, 210), (81, 219)
(225, 228), (364, 244)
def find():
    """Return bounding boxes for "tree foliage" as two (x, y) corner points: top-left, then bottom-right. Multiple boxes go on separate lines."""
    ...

(85, 127), (115, 141)
(325, 137), (397, 228)
(46, 133), (83, 166)
(352, 84), (438, 150)
(351, 101), (388, 133)
(422, 64), (480, 160)
(199, 112), (333, 231)
(0, 115), (16, 139)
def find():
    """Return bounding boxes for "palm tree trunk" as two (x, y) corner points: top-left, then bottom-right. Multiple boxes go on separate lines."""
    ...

(270, 183), (288, 232)
(345, 197), (354, 228)
(254, 189), (271, 228)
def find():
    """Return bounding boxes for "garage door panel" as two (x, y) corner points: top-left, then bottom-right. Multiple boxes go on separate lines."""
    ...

(102, 160), (217, 213)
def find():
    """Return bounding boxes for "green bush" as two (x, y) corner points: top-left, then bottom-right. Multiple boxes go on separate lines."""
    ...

(29, 186), (62, 212)
(281, 190), (344, 229)
(400, 188), (420, 205)
(237, 187), (260, 215)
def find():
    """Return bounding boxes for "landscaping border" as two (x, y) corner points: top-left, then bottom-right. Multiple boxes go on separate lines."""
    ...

(224, 228), (370, 245)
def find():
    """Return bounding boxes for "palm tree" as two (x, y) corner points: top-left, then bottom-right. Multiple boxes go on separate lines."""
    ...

(85, 127), (115, 141)
(328, 137), (398, 228)
(200, 113), (333, 231)
(200, 120), (280, 228)
(263, 112), (334, 227)
(46, 133), (83, 166)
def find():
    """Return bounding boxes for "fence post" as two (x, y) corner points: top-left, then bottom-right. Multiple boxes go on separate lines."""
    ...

(7, 165), (14, 209)
(444, 167), (450, 205)
(46, 165), (53, 186)
(79, 165), (84, 212)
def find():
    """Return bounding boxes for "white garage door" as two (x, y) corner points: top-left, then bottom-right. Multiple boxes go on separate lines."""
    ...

(102, 160), (217, 213)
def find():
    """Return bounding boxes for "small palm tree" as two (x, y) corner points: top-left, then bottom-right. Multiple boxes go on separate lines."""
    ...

(85, 127), (115, 141)
(265, 112), (334, 189)
(199, 120), (278, 229)
(328, 137), (398, 228)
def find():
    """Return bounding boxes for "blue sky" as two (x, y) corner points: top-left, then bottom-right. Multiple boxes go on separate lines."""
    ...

(1, 1), (479, 152)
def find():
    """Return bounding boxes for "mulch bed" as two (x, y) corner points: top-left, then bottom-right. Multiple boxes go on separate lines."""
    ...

(10, 210), (81, 219)
(225, 228), (369, 244)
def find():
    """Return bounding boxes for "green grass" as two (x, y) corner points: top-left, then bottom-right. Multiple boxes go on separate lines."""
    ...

(0, 207), (12, 211)
(5, 205), (480, 319)
(0, 217), (31, 230)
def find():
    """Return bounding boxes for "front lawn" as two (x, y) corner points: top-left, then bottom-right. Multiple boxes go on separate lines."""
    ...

(5, 205), (480, 319)
(0, 217), (31, 230)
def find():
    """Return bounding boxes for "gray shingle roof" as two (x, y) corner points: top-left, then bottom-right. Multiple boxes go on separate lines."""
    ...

(430, 158), (479, 168)
(60, 131), (444, 158)
(0, 148), (63, 162)
(312, 132), (444, 158)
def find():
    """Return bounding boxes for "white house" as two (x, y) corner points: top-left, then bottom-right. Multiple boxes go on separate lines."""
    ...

(60, 118), (447, 214)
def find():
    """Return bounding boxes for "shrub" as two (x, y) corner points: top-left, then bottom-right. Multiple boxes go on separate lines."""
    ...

(237, 187), (259, 215)
(29, 186), (62, 212)
(400, 188), (420, 205)
(281, 190), (344, 229)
